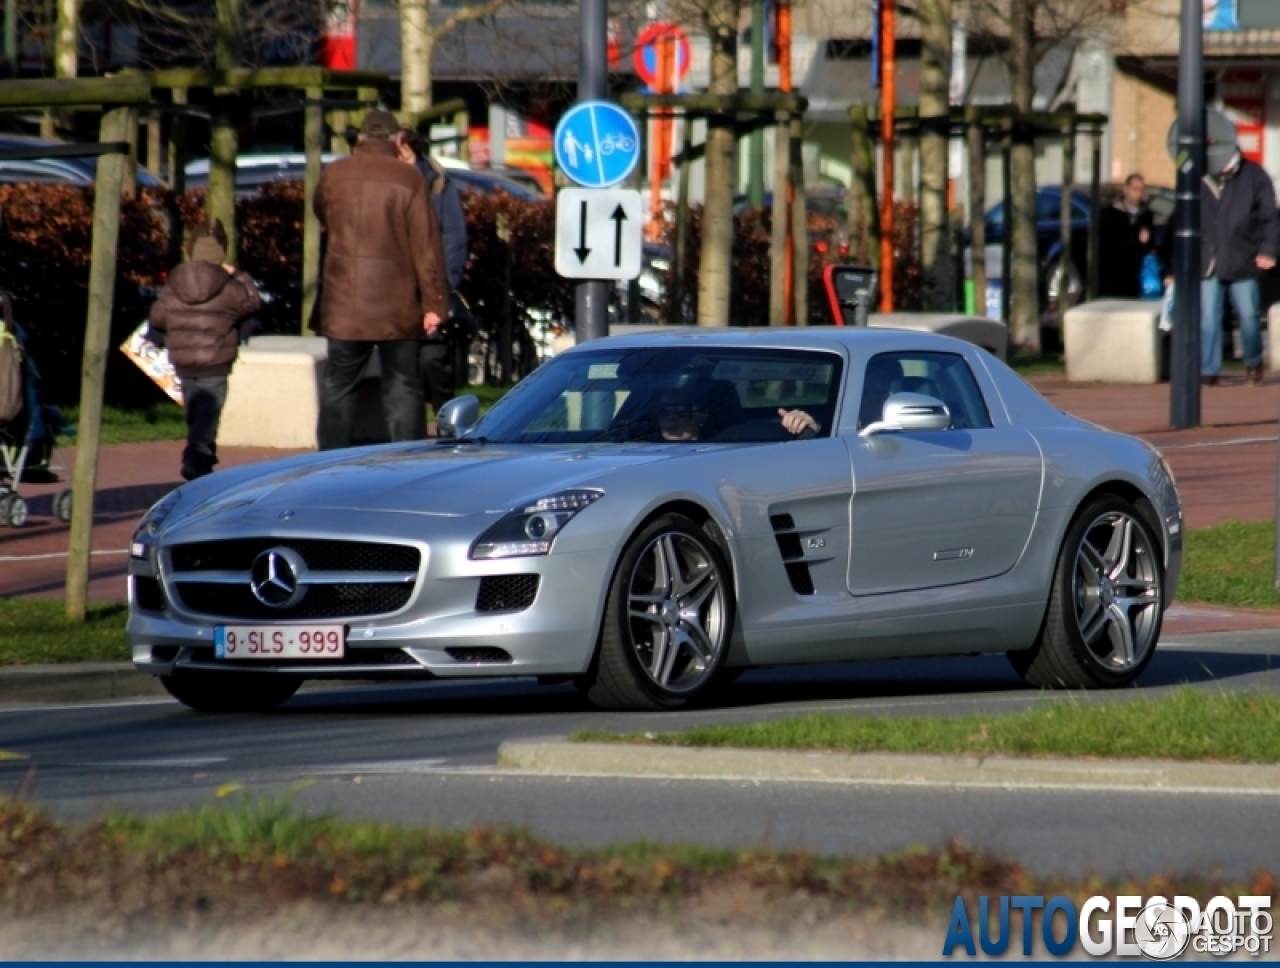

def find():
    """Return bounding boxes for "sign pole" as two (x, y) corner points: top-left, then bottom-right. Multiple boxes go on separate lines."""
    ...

(576, 0), (610, 344)
(1170, 0), (1202, 430)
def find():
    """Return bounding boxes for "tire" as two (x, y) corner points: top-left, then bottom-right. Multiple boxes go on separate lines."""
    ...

(0, 494), (10, 528)
(161, 672), (302, 713)
(583, 513), (735, 711)
(54, 489), (72, 523)
(5, 495), (26, 528)
(1045, 256), (1082, 310)
(1009, 495), (1164, 689)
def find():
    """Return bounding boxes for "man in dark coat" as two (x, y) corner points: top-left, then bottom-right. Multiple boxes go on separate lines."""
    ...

(1098, 173), (1156, 299)
(314, 109), (450, 448)
(148, 219), (261, 480)
(1200, 148), (1280, 385)
(396, 128), (469, 417)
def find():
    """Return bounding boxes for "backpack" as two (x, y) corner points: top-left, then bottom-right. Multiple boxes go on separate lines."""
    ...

(0, 294), (23, 427)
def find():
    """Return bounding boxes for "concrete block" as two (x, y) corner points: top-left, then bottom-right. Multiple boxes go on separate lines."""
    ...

(1064, 300), (1164, 384)
(218, 336), (388, 449)
(868, 313), (1009, 361)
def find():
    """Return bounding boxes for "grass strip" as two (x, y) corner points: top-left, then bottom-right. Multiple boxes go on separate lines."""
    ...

(1179, 520), (1280, 610)
(0, 794), (1271, 926)
(0, 600), (129, 666)
(575, 689), (1280, 763)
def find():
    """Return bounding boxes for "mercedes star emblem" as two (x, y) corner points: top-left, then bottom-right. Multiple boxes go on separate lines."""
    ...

(249, 547), (307, 609)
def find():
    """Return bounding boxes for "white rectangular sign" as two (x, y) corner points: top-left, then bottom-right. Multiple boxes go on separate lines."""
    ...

(555, 187), (644, 281)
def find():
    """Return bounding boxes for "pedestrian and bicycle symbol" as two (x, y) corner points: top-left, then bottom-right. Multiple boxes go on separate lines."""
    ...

(554, 101), (641, 189)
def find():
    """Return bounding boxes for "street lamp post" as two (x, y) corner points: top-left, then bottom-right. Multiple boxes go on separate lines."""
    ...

(1170, 0), (1203, 430)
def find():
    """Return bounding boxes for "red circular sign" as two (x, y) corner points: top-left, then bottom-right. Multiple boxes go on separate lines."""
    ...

(633, 22), (692, 89)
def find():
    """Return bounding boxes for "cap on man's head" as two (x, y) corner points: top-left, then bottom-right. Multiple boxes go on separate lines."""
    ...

(360, 109), (400, 140)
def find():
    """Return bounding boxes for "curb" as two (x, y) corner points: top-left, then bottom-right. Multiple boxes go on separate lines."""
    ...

(496, 740), (1280, 796)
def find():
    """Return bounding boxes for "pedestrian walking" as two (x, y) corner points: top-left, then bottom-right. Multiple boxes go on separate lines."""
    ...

(314, 109), (450, 448)
(1199, 146), (1279, 385)
(146, 219), (261, 480)
(395, 127), (469, 418)
(1098, 173), (1156, 299)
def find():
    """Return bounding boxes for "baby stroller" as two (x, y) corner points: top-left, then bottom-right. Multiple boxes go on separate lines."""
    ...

(0, 291), (72, 528)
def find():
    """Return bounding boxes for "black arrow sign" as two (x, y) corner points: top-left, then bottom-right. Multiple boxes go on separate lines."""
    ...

(574, 200), (591, 263)
(610, 204), (628, 268)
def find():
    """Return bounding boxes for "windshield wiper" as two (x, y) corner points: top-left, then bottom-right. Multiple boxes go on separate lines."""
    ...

(434, 436), (489, 446)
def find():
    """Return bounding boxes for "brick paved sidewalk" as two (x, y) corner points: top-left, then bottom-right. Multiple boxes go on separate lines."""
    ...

(1, 375), (1277, 633)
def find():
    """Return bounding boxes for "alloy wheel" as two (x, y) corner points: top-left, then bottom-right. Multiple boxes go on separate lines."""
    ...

(1072, 510), (1162, 671)
(625, 531), (727, 693)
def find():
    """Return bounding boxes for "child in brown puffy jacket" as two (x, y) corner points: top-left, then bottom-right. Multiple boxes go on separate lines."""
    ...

(148, 220), (261, 480)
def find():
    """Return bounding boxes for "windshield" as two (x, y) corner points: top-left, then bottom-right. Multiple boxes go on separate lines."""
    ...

(471, 345), (843, 444)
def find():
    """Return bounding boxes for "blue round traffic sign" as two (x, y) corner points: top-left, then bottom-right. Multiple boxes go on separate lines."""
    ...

(553, 101), (641, 189)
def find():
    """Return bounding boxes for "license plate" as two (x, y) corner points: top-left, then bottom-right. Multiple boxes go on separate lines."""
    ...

(214, 625), (345, 660)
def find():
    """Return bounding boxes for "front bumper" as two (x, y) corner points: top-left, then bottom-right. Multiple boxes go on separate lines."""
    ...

(127, 512), (612, 680)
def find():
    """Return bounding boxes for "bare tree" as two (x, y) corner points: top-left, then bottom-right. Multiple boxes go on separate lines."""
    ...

(966, 0), (1140, 349)
(398, 0), (513, 123)
(916, 0), (952, 313)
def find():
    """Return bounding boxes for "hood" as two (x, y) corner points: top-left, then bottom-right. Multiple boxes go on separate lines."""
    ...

(423, 157), (447, 195)
(168, 261), (232, 305)
(168, 441), (685, 529)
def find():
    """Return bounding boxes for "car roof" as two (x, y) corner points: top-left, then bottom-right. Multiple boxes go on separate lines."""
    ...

(557, 325), (984, 357)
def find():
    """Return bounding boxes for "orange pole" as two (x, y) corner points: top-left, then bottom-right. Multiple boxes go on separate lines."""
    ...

(778, 0), (793, 325)
(879, 0), (896, 312)
(649, 33), (676, 241)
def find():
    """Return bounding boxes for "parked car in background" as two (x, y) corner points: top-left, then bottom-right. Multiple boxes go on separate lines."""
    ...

(0, 134), (162, 188)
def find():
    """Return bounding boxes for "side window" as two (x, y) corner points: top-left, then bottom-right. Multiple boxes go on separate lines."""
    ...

(859, 351), (993, 431)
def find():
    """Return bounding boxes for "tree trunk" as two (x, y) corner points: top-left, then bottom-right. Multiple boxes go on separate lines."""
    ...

(696, 0), (738, 326)
(1008, 0), (1040, 350)
(215, 0), (242, 70)
(401, 0), (434, 124)
(917, 0), (952, 312)
(54, 0), (76, 78)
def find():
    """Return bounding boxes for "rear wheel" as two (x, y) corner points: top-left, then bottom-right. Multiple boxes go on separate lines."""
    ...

(2, 494), (26, 528)
(161, 672), (302, 713)
(583, 514), (734, 711)
(1009, 495), (1164, 689)
(54, 489), (72, 523)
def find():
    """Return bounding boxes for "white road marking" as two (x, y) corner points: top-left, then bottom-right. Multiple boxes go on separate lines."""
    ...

(309, 758), (449, 775)
(0, 697), (175, 715)
(0, 549), (128, 562)
(1158, 435), (1277, 450)
(70, 756), (230, 768)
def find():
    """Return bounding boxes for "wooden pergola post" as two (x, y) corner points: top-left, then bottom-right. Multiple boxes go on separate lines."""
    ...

(66, 107), (130, 621)
(770, 110), (790, 325)
(1058, 111), (1077, 332)
(849, 104), (879, 268)
(303, 86), (325, 333)
(965, 107), (986, 316)
(208, 94), (239, 259)
(789, 113), (808, 325)
(670, 116), (693, 325)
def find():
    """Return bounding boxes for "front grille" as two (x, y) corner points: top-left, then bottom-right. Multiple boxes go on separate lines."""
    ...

(185, 646), (417, 667)
(132, 575), (167, 612)
(173, 582), (413, 621)
(169, 539), (419, 574)
(476, 575), (540, 613)
(445, 647), (512, 664)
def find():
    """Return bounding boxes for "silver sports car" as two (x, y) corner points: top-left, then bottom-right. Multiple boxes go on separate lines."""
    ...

(128, 328), (1182, 712)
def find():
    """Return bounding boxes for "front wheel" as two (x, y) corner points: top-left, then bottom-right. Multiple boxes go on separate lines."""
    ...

(1009, 495), (1164, 689)
(583, 514), (734, 711)
(161, 671), (302, 713)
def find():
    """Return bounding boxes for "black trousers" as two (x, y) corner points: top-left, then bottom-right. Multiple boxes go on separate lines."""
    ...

(318, 338), (425, 450)
(178, 373), (227, 478)
(420, 339), (457, 416)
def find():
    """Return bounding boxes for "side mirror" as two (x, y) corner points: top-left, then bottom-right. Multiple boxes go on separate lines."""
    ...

(859, 392), (951, 438)
(437, 394), (480, 438)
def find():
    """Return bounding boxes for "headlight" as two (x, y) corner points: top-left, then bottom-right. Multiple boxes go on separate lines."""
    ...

(470, 489), (603, 560)
(130, 490), (181, 560)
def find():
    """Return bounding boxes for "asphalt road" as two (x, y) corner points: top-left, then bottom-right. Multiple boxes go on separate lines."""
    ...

(1, 629), (1277, 878)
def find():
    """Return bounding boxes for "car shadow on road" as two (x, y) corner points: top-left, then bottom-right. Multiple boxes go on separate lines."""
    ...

(278, 647), (1279, 719)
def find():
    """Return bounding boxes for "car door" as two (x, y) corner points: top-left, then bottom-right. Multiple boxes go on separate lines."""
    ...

(846, 350), (1042, 596)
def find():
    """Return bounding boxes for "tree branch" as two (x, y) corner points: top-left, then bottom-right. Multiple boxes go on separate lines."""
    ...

(437, 0), (513, 41)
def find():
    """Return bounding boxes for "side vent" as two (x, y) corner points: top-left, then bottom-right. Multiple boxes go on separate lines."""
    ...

(770, 513), (815, 596)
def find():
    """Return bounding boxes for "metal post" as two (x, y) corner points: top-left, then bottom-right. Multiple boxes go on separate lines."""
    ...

(575, 0), (609, 344)
(66, 108), (129, 621)
(302, 86), (324, 333)
(747, 0), (766, 207)
(1172, 0), (1203, 430)
(1001, 123), (1012, 326)
(1088, 126), (1103, 302)
(879, 0), (896, 312)
(1058, 113), (1075, 333)
(671, 115), (692, 324)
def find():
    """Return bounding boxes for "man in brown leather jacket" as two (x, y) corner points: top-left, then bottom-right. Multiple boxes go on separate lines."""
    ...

(314, 109), (450, 449)
(148, 219), (261, 480)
